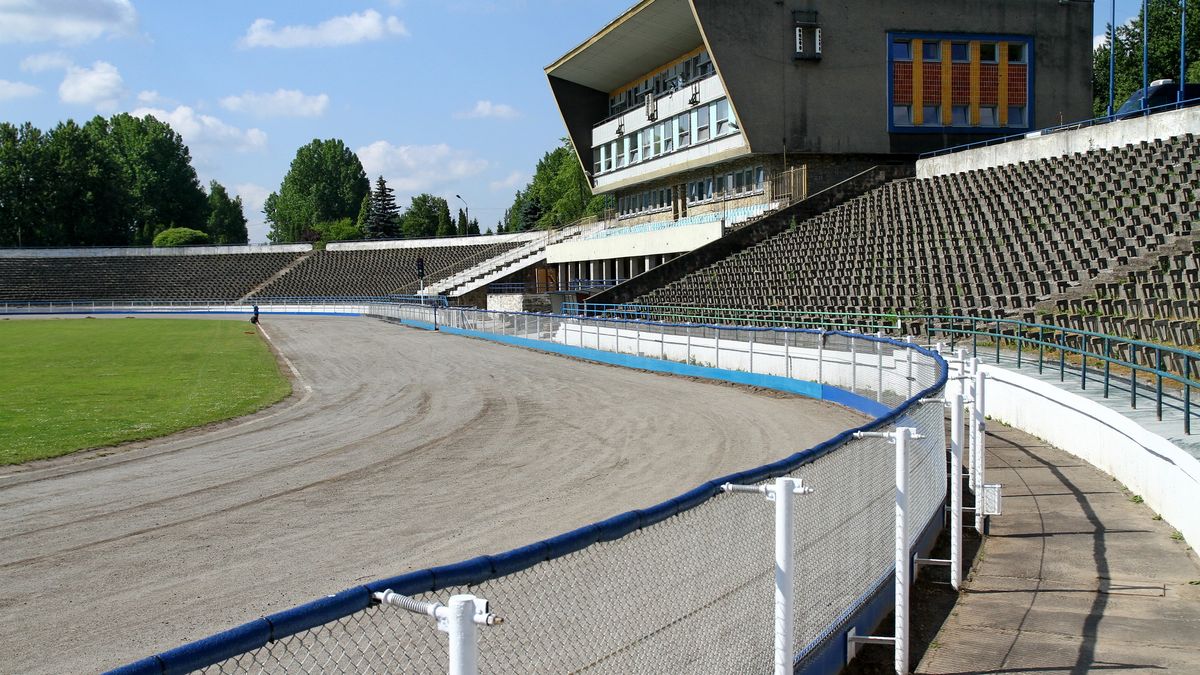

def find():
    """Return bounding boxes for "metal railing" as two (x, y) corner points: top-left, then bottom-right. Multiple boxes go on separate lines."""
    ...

(567, 302), (1198, 435)
(919, 95), (1200, 159)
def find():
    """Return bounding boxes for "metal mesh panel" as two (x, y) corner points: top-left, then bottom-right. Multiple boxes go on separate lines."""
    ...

(181, 305), (947, 674)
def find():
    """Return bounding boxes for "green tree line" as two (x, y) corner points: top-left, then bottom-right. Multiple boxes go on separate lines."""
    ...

(1093, 0), (1200, 117)
(498, 138), (608, 233)
(265, 138), (481, 243)
(0, 114), (246, 247)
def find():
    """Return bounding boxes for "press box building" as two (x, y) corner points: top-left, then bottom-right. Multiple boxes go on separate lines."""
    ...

(543, 0), (1093, 286)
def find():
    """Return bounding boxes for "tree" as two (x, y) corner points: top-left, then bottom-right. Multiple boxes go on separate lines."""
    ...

(456, 208), (469, 236)
(356, 191), (373, 233)
(1093, 0), (1200, 116)
(501, 138), (607, 233)
(401, 193), (451, 238)
(98, 113), (208, 244)
(153, 227), (210, 247)
(0, 122), (52, 247)
(205, 180), (248, 244)
(266, 138), (369, 243)
(467, 217), (480, 235)
(365, 176), (400, 239)
(435, 202), (456, 237)
(42, 119), (130, 246)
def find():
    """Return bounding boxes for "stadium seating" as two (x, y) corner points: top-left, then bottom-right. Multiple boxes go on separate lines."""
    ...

(0, 252), (304, 303)
(632, 135), (1200, 346)
(250, 243), (522, 299)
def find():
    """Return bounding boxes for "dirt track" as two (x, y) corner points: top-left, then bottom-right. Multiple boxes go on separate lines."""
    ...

(0, 315), (865, 673)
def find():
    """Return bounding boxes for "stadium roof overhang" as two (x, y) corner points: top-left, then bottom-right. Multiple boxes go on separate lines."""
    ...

(545, 0), (703, 94)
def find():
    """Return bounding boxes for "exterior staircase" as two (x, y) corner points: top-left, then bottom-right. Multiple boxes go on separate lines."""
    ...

(423, 220), (606, 298)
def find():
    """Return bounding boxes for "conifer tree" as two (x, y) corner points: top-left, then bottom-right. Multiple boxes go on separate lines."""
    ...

(366, 176), (400, 238)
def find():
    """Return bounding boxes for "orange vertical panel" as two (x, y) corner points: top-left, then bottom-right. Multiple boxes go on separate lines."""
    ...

(912, 39), (924, 125)
(969, 41), (981, 125)
(941, 41), (952, 124)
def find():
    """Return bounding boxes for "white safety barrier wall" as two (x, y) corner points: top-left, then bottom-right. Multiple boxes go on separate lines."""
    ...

(113, 304), (947, 675)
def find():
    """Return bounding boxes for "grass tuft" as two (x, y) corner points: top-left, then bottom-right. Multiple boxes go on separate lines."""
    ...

(0, 319), (290, 464)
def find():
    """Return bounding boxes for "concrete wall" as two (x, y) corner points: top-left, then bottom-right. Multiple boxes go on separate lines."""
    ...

(979, 362), (1200, 549)
(547, 221), (724, 264)
(917, 107), (1200, 178)
(326, 232), (540, 251)
(691, 0), (1093, 156)
(0, 244), (312, 258)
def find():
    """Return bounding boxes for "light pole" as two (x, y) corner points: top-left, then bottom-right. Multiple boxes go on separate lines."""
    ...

(455, 194), (469, 235)
(1109, 0), (1116, 117)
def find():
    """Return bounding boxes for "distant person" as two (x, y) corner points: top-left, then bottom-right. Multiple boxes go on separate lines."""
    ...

(250, 304), (259, 325)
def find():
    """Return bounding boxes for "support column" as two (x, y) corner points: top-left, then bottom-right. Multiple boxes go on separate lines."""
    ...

(589, 260), (597, 283)
(601, 259), (611, 282)
(558, 263), (566, 291)
(645, 255), (654, 272)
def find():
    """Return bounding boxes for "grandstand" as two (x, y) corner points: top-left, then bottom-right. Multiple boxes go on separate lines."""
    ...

(605, 134), (1199, 348)
(0, 248), (307, 303)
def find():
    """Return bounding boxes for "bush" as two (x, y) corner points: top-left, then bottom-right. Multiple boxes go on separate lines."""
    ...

(311, 218), (364, 243)
(152, 227), (210, 247)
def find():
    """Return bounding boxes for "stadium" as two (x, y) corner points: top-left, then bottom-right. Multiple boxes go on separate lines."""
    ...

(3, 0), (1200, 674)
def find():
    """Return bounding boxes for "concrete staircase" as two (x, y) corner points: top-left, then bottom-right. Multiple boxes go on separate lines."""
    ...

(423, 221), (605, 297)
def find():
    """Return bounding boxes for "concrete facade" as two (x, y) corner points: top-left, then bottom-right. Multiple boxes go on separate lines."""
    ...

(918, 106), (1200, 178)
(0, 243), (312, 258)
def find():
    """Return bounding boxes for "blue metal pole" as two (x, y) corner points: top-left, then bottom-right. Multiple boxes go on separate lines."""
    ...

(1110, 0), (1117, 116)
(1143, 0), (1150, 111)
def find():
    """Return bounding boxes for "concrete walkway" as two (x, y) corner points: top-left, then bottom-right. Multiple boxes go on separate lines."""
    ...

(916, 422), (1200, 674)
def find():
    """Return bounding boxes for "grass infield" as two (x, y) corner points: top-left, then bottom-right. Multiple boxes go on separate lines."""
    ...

(0, 318), (291, 465)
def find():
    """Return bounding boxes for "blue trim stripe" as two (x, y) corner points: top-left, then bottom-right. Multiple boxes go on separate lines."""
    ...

(106, 314), (948, 675)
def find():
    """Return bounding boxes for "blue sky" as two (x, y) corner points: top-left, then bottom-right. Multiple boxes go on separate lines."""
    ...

(0, 1), (1140, 242)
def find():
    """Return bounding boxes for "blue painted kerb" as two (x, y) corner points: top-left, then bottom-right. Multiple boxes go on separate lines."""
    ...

(106, 313), (946, 674)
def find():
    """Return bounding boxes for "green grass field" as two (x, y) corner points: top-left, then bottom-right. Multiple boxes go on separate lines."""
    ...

(0, 318), (291, 465)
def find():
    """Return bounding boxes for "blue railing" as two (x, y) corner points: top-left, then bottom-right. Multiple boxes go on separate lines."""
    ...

(919, 95), (1200, 159)
(567, 302), (1199, 435)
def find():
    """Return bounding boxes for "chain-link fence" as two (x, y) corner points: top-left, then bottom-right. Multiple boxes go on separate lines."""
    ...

(114, 303), (947, 675)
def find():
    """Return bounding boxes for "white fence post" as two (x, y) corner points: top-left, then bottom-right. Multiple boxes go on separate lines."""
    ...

(894, 426), (913, 675)
(447, 595), (478, 675)
(949, 392), (964, 591)
(721, 476), (813, 675)
(974, 369), (987, 535)
(967, 357), (979, 492)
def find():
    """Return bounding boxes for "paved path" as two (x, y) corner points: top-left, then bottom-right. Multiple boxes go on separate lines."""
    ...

(0, 315), (864, 674)
(917, 422), (1200, 674)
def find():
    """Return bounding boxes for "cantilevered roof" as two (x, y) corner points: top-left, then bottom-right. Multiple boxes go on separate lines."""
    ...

(545, 0), (703, 94)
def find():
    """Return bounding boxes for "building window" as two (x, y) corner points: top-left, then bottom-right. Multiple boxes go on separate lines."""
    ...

(951, 105), (970, 126)
(892, 105), (913, 127)
(921, 41), (941, 62)
(696, 106), (710, 142)
(1007, 105), (1027, 127)
(755, 167), (764, 190)
(979, 43), (998, 63)
(951, 42), (970, 63)
(678, 114), (690, 148)
(1007, 43), (1027, 64)
(891, 39), (912, 61)
(715, 99), (731, 135)
(979, 106), (998, 126)
(652, 124), (662, 155)
(593, 155), (600, 176)
(616, 140), (626, 168)
(629, 134), (639, 164)
(662, 120), (674, 153)
(922, 105), (941, 126)
(641, 130), (651, 160)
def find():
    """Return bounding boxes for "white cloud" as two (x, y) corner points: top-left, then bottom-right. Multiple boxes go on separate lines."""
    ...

(239, 10), (408, 49)
(0, 79), (40, 100)
(219, 89), (330, 118)
(455, 100), (519, 120)
(234, 183), (272, 244)
(135, 89), (176, 106)
(59, 60), (123, 111)
(0, 0), (136, 44)
(489, 170), (526, 192)
(131, 105), (267, 163)
(1093, 33), (1108, 50)
(357, 141), (488, 196)
(19, 51), (71, 72)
